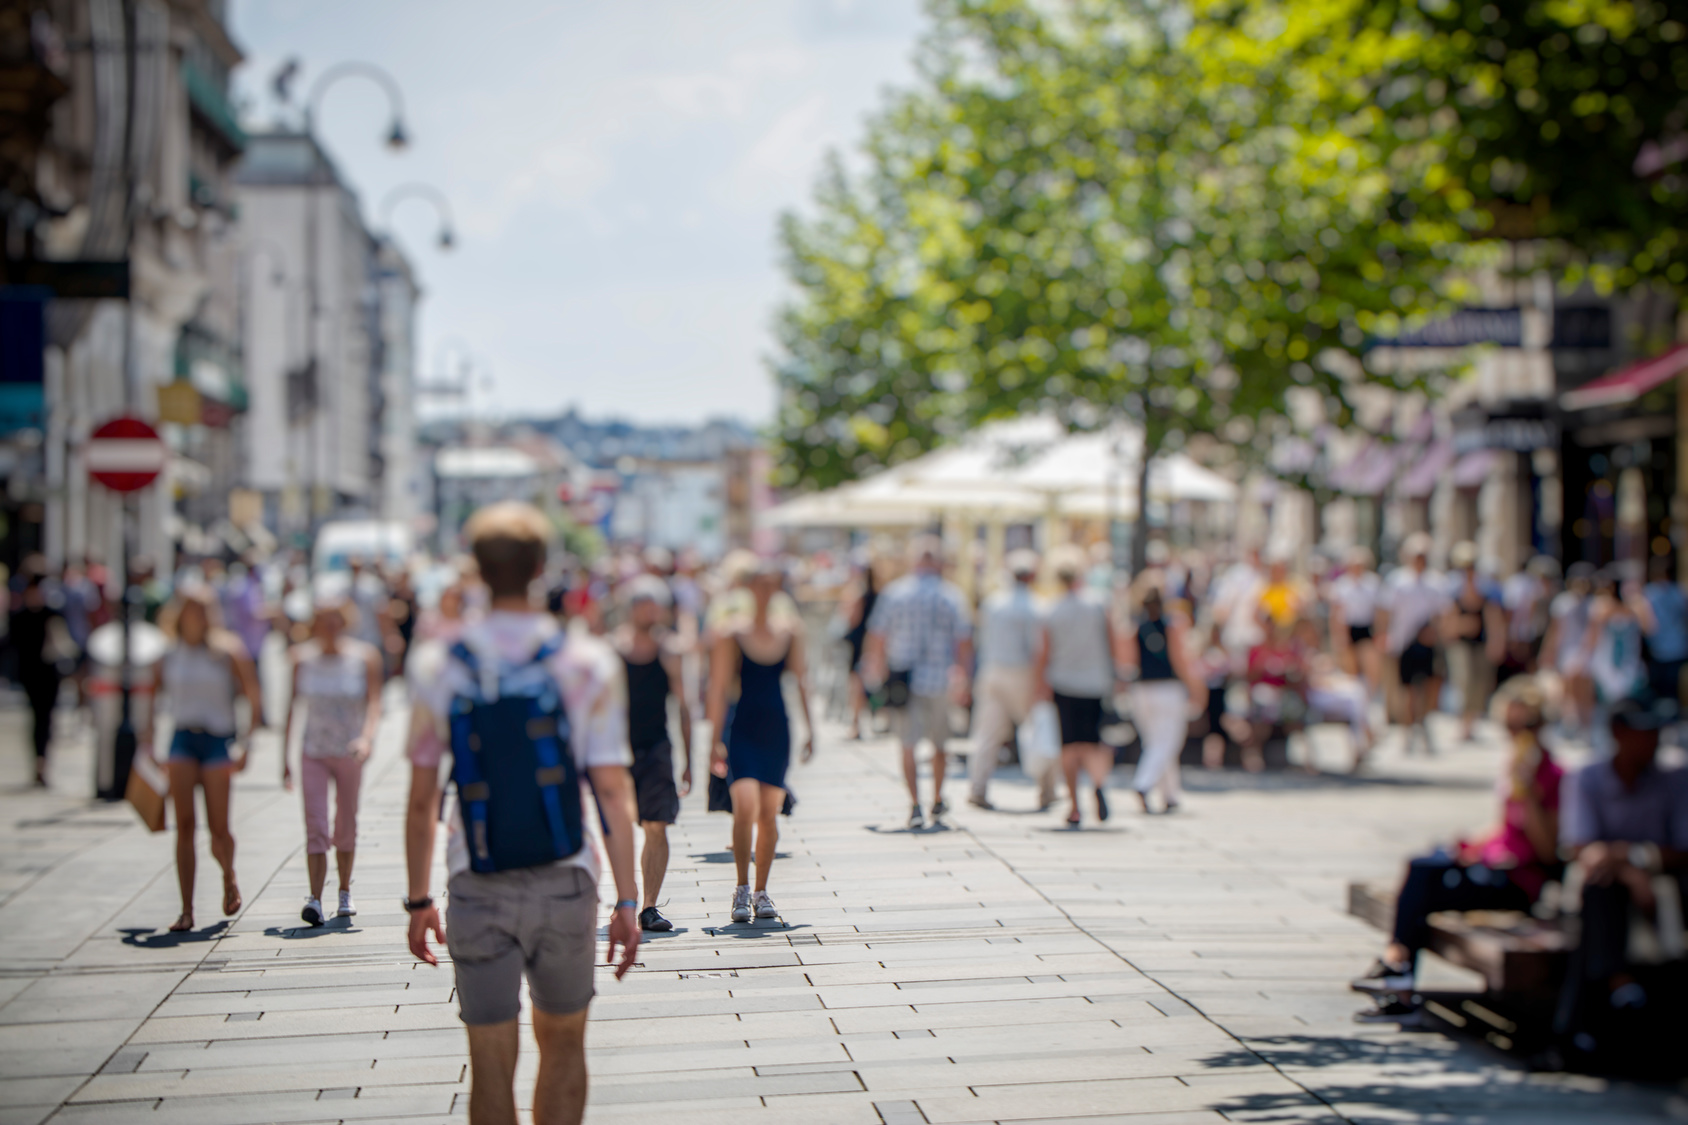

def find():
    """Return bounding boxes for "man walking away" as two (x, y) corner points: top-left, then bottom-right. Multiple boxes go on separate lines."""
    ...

(865, 536), (973, 829)
(404, 502), (640, 1125)
(968, 550), (1051, 811)
(1636, 556), (1686, 708)
(1375, 533), (1449, 755)
(614, 575), (693, 932)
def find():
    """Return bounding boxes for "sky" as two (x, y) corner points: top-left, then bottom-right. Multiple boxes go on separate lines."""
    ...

(228, 0), (927, 425)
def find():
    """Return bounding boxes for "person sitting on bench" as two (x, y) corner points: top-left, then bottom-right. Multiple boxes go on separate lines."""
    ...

(1352, 684), (1562, 1003)
(1560, 695), (1688, 1014)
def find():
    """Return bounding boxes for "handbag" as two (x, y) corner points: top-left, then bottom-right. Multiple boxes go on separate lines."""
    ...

(1018, 702), (1061, 771)
(881, 668), (912, 709)
(126, 752), (169, 833)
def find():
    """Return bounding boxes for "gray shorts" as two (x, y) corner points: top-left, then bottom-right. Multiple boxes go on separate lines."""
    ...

(446, 864), (598, 1025)
(892, 692), (951, 749)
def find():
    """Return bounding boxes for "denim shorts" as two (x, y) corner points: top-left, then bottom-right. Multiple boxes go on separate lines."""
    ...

(169, 729), (235, 766)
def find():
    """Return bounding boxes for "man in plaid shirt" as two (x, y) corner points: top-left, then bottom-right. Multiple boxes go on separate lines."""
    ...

(865, 537), (973, 829)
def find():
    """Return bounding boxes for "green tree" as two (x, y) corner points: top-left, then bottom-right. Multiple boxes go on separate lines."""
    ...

(774, 0), (1457, 565)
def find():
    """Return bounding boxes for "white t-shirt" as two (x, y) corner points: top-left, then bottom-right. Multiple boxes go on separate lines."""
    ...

(1212, 563), (1265, 654)
(1382, 567), (1451, 655)
(1328, 571), (1381, 628)
(413, 612), (630, 880)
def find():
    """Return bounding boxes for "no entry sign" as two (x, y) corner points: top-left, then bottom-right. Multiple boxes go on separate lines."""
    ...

(87, 416), (166, 493)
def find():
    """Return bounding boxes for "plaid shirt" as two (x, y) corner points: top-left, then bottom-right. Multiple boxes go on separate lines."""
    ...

(867, 573), (972, 696)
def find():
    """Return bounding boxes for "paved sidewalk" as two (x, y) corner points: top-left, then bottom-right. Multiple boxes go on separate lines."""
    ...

(0, 695), (1681, 1124)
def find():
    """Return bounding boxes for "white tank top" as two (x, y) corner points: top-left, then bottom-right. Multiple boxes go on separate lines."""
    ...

(164, 644), (237, 736)
(297, 642), (370, 758)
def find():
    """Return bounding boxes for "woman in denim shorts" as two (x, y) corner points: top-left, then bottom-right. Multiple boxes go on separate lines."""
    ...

(151, 587), (264, 933)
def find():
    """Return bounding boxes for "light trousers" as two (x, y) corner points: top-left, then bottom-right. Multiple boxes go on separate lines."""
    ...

(969, 665), (1055, 805)
(1130, 681), (1187, 802)
(302, 753), (363, 855)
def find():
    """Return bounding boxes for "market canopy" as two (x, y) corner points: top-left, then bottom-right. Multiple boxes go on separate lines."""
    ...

(1560, 342), (1688, 412)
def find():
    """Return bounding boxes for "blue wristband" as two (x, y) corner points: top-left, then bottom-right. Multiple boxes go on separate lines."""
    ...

(615, 899), (638, 911)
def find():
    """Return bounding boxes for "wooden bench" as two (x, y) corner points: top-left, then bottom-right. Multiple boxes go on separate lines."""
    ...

(1347, 881), (1570, 995)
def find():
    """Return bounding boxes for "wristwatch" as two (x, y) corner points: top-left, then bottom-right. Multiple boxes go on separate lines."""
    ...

(403, 896), (434, 912)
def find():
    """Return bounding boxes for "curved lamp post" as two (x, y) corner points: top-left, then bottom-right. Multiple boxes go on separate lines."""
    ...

(305, 61), (410, 149)
(381, 183), (456, 250)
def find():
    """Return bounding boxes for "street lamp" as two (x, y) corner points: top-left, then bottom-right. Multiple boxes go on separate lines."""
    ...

(305, 61), (411, 150)
(381, 183), (457, 251)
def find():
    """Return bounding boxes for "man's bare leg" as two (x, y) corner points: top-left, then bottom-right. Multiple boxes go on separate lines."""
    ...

(640, 821), (670, 909)
(465, 1020), (519, 1125)
(901, 744), (921, 804)
(533, 1007), (589, 1125)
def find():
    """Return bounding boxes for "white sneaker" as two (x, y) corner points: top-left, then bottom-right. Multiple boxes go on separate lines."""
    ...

(301, 897), (323, 926)
(731, 885), (752, 923)
(337, 890), (356, 917)
(754, 890), (778, 920)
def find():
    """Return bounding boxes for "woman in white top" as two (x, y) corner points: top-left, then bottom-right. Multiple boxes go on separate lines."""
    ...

(151, 588), (265, 933)
(1034, 547), (1125, 827)
(283, 598), (383, 926)
(1328, 547), (1382, 694)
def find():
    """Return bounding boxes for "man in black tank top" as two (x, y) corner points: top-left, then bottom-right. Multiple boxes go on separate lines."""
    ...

(615, 577), (694, 932)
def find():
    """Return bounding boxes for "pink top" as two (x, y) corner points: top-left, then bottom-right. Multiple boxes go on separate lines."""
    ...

(1464, 751), (1563, 899)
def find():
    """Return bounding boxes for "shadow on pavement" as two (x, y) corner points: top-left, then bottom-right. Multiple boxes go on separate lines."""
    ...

(1196, 1034), (1680, 1121)
(263, 916), (360, 940)
(119, 921), (229, 948)
(702, 921), (812, 939)
(864, 823), (956, 835)
(688, 851), (792, 863)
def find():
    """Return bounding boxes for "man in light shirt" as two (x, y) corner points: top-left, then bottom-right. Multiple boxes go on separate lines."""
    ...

(404, 502), (640, 1125)
(1375, 532), (1450, 754)
(968, 551), (1054, 811)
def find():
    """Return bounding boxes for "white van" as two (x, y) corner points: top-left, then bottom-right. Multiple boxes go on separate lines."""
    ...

(311, 520), (414, 574)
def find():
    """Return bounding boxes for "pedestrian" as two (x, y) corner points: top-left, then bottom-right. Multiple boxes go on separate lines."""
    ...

(1543, 562), (1597, 737)
(388, 567), (419, 671)
(1352, 683), (1561, 1011)
(1375, 533), (1449, 755)
(967, 550), (1052, 811)
(1328, 546), (1382, 693)
(8, 560), (73, 786)
(707, 560), (815, 922)
(1583, 571), (1649, 749)
(839, 553), (879, 741)
(864, 536), (973, 830)
(1035, 545), (1122, 827)
(1121, 583), (1197, 814)
(1444, 541), (1505, 741)
(1210, 546), (1267, 666)
(1500, 555), (1558, 682)
(152, 587), (264, 933)
(1240, 612), (1310, 773)
(614, 575), (694, 933)
(404, 502), (640, 1125)
(1635, 556), (1686, 707)
(345, 558), (393, 669)
(281, 597), (382, 926)
(219, 555), (270, 666)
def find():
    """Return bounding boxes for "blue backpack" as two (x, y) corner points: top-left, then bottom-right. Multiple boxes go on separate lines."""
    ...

(447, 636), (584, 873)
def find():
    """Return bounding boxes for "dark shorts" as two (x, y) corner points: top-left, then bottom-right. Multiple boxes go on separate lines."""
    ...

(1052, 692), (1104, 746)
(169, 729), (234, 766)
(1399, 641), (1438, 686)
(1348, 624), (1373, 645)
(446, 865), (598, 1025)
(630, 740), (681, 824)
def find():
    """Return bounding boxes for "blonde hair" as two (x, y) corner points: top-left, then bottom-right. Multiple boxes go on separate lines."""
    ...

(159, 586), (244, 657)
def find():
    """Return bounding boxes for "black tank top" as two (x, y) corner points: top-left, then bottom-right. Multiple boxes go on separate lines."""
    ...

(623, 652), (670, 750)
(1137, 617), (1176, 682)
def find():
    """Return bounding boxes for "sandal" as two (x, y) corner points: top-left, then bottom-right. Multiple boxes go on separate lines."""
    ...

(169, 913), (194, 933)
(223, 882), (242, 916)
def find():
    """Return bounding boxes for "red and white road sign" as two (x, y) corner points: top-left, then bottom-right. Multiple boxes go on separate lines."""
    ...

(87, 416), (166, 493)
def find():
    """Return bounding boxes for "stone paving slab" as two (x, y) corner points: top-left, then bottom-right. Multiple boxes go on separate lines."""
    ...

(2, 696), (1680, 1123)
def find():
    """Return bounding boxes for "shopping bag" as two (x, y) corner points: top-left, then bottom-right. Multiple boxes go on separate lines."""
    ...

(126, 753), (169, 833)
(1018, 702), (1061, 773)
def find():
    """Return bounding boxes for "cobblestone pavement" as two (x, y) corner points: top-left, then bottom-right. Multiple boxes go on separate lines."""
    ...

(1, 692), (1683, 1125)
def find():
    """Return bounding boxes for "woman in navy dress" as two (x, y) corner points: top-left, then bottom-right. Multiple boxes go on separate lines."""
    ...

(707, 562), (815, 924)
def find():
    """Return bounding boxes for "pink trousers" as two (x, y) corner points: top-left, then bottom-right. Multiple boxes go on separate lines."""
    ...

(302, 754), (363, 855)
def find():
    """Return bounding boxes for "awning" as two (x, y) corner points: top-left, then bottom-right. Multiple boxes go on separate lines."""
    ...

(1398, 439), (1455, 499)
(1335, 441), (1399, 497)
(1560, 342), (1688, 412)
(1452, 448), (1499, 490)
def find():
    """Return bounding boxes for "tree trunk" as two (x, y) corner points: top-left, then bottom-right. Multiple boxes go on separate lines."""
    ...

(1131, 429), (1155, 576)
